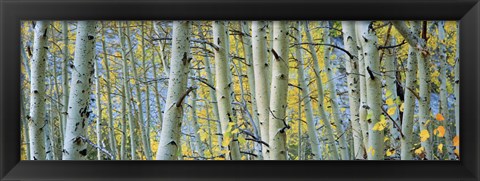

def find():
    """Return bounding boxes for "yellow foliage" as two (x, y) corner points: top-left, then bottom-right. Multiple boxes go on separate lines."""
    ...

(453, 136), (460, 147)
(367, 146), (375, 157)
(400, 103), (404, 112)
(386, 149), (395, 156)
(438, 143), (444, 153)
(436, 113), (445, 121)
(415, 147), (425, 155)
(372, 115), (387, 131)
(387, 107), (396, 115)
(419, 130), (430, 142)
(434, 126), (446, 137)
(386, 98), (394, 106)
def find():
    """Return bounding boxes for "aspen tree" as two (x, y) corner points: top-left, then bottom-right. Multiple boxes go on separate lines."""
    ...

(29, 21), (50, 160)
(141, 22), (152, 152)
(323, 21), (350, 160)
(294, 22), (322, 159)
(213, 21), (242, 160)
(357, 21), (384, 160)
(62, 21), (96, 160)
(401, 45), (418, 160)
(94, 57), (103, 160)
(269, 21), (289, 160)
(438, 21), (455, 159)
(304, 21), (339, 160)
(355, 24), (369, 149)
(252, 21), (271, 160)
(61, 21), (69, 134)
(156, 21), (192, 160)
(341, 21), (364, 159)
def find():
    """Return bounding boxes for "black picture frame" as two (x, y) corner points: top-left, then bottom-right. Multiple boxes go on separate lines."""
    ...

(1, 0), (479, 180)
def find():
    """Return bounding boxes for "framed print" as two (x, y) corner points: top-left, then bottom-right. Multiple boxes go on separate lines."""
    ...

(1, 0), (479, 180)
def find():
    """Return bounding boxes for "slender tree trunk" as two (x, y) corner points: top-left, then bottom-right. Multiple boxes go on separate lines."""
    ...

(294, 22), (322, 159)
(156, 21), (192, 160)
(304, 21), (339, 160)
(323, 21), (350, 160)
(61, 21), (69, 135)
(269, 21), (289, 160)
(437, 21), (455, 159)
(252, 21), (271, 160)
(101, 22), (118, 159)
(357, 21), (384, 160)
(355, 24), (369, 149)
(401, 45), (418, 160)
(141, 22), (152, 156)
(125, 22), (152, 160)
(120, 82), (127, 160)
(21, 82), (31, 159)
(151, 43), (164, 138)
(94, 57), (103, 160)
(189, 69), (204, 159)
(62, 21), (96, 160)
(341, 21), (364, 159)
(29, 21), (50, 160)
(213, 21), (242, 160)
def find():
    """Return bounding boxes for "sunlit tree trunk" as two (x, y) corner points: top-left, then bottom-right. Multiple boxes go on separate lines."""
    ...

(61, 21), (70, 135)
(294, 22), (322, 159)
(269, 21), (289, 160)
(213, 21), (242, 160)
(28, 21), (50, 160)
(120, 82), (127, 160)
(141, 22), (152, 155)
(62, 21), (96, 160)
(304, 21), (339, 160)
(438, 21), (455, 159)
(189, 69), (204, 159)
(125, 22), (152, 160)
(357, 21), (384, 160)
(156, 21), (192, 160)
(252, 21), (271, 160)
(341, 21), (364, 159)
(355, 25), (369, 149)
(401, 45), (418, 160)
(323, 21), (350, 160)
(101, 22), (117, 159)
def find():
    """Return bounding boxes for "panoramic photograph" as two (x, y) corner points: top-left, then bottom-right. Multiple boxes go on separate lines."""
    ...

(20, 21), (459, 160)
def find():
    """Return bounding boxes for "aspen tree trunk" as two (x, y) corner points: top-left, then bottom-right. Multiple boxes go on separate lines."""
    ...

(120, 82), (127, 160)
(94, 58), (103, 160)
(269, 21), (289, 160)
(101, 22), (117, 159)
(357, 21), (384, 160)
(126, 22), (152, 160)
(189, 70), (204, 159)
(118, 22), (137, 160)
(213, 21), (242, 160)
(152, 47), (164, 136)
(304, 21), (339, 160)
(196, 22), (223, 148)
(156, 21), (192, 160)
(341, 21), (364, 159)
(355, 25), (369, 149)
(51, 29), (63, 148)
(62, 21), (96, 160)
(401, 45), (418, 160)
(415, 21), (433, 160)
(141, 22), (152, 153)
(294, 22), (322, 159)
(29, 21), (50, 160)
(252, 21), (271, 160)
(126, 86), (137, 159)
(240, 22), (263, 159)
(61, 21), (69, 134)
(323, 21), (350, 160)
(438, 21), (455, 159)
(384, 37), (401, 157)
(454, 23), (460, 155)
(20, 85), (31, 159)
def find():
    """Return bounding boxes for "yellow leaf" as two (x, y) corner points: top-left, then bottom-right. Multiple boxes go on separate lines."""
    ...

(438, 143), (444, 153)
(436, 113), (445, 121)
(420, 130), (430, 142)
(400, 103), (404, 112)
(453, 135), (460, 147)
(231, 128), (240, 134)
(386, 90), (392, 97)
(372, 116), (387, 131)
(384, 137), (389, 142)
(434, 126), (446, 137)
(423, 119), (431, 126)
(368, 146), (375, 157)
(238, 136), (246, 145)
(387, 107), (397, 115)
(386, 98), (394, 106)
(415, 147), (425, 155)
(386, 149), (395, 156)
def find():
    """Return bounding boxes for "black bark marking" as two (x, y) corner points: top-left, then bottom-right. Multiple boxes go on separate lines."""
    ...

(366, 66), (375, 80)
(87, 35), (94, 40)
(79, 149), (87, 156)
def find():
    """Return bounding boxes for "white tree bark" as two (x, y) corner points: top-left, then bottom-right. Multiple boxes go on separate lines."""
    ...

(357, 21), (384, 160)
(252, 21), (271, 160)
(323, 21), (350, 160)
(401, 45), (418, 160)
(62, 21), (96, 160)
(28, 21), (50, 160)
(156, 21), (191, 160)
(295, 22), (322, 159)
(269, 21), (289, 160)
(341, 21), (364, 159)
(61, 21), (70, 135)
(94, 57), (103, 160)
(304, 21), (339, 160)
(213, 21), (242, 160)
(355, 25), (369, 149)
